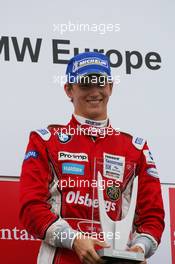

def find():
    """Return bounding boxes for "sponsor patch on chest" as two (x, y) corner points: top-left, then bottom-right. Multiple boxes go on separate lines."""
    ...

(58, 151), (88, 162)
(103, 153), (125, 181)
(106, 185), (121, 201)
(57, 133), (72, 143)
(62, 162), (85, 175)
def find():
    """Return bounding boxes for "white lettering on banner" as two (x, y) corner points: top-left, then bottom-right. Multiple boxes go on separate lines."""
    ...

(66, 191), (116, 212)
(58, 151), (88, 162)
(0, 37), (162, 75)
(0, 227), (40, 241)
(52, 39), (162, 74)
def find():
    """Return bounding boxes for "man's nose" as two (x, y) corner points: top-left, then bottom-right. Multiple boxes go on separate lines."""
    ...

(87, 84), (103, 91)
(87, 86), (102, 96)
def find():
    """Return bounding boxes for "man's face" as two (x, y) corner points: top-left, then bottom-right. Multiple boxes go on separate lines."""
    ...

(64, 75), (113, 120)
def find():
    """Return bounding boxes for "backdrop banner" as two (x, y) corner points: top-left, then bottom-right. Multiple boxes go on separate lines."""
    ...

(0, 1), (174, 263)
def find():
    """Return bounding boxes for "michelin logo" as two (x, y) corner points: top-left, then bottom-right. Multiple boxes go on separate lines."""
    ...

(25, 151), (38, 160)
(73, 57), (108, 72)
(58, 152), (88, 162)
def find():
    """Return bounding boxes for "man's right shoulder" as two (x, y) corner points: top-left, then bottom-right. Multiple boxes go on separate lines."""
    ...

(30, 128), (52, 141)
(29, 124), (67, 142)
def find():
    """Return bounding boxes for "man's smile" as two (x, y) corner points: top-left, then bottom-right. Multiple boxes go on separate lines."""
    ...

(86, 99), (103, 104)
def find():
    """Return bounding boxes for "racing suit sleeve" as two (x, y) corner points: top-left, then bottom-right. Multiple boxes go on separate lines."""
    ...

(19, 132), (79, 249)
(130, 141), (165, 258)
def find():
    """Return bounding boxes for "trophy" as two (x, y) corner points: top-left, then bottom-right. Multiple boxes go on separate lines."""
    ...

(94, 158), (145, 263)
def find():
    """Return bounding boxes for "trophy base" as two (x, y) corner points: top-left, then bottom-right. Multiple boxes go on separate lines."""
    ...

(98, 248), (145, 263)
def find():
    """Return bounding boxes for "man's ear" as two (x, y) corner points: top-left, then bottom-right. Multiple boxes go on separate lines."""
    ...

(64, 83), (73, 99)
(109, 82), (113, 96)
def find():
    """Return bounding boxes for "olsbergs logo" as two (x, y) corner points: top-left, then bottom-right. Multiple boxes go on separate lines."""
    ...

(58, 151), (88, 162)
(66, 191), (116, 212)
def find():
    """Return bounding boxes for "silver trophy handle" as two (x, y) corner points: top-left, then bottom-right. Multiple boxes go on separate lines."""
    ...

(97, 171), (138, 250)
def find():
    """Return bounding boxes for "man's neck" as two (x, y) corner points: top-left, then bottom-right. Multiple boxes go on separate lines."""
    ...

(74, 114), (108, 128)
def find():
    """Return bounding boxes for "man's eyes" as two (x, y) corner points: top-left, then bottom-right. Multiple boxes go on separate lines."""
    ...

(78, 82), (107, 88)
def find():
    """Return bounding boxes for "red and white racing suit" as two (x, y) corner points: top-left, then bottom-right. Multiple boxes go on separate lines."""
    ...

(19, 115), (165, 264)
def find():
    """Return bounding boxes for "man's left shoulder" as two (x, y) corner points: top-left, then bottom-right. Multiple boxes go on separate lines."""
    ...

(120, 131), (146, 150)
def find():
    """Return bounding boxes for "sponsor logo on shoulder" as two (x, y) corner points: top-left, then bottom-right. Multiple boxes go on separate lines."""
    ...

(143, 150), (155, 165)
(135, 137), (144, 145)
(103, 153), (125, 181)
(35, 128), (51, 141)
(132, 136), (145, 150)
(24, 150), (38, 160)
(58, 152), (88, 162)
(62, 162), (85, 175)
(37, 129), (49, 135)
(147, 167), (159, 178)
(58, 133), (72, 143)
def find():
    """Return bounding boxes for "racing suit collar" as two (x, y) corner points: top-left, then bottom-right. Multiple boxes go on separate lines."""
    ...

(73, 114), (109, 128)
(68, 114), (112, 138)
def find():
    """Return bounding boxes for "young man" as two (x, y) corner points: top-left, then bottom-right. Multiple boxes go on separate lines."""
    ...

(19, 52), (164, 264)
